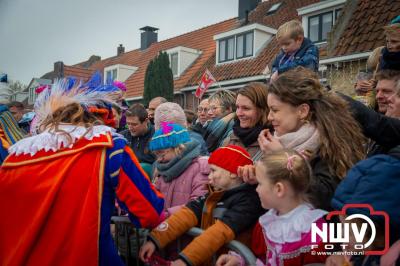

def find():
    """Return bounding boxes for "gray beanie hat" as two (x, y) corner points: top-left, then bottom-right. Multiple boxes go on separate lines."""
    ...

(154, 102), (187, 130)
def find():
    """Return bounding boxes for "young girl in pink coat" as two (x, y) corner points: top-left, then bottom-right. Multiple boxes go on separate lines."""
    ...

(149, 122), (209, 218)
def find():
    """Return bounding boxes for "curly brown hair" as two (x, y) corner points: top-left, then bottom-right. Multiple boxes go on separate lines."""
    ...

(268, 67), (365, 178)
(39, 103), (103, 144)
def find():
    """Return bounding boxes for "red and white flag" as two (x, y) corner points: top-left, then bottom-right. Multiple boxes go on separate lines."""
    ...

(195, 69), (216, 99)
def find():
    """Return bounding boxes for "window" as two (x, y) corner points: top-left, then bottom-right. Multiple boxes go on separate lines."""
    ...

(309, 16), (320, 42)
(219, 36), (235, 62)
(236, 31), (254, 59)
(335, 8), (342, 20)
(106, 69), (117, 81)
(164, 46), (201, 77)
(307, 8), (343, 43)
(321, 12), (333, 41)
(266, 2), (282, 15)
(29, 87), (36, 105)
(170, 53), (178, 76)
(308, 11), (333, 42)
(219, 32), (255, 63)
(214, 23), (274, 64)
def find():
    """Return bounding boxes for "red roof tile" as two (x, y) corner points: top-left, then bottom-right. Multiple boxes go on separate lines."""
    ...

(332, 0), (400, 56)
(186, 0), (319, 88)
(52, 0), (395, 98)
(63, 65), (94, 82)
(88, 18), (239, 98)
(64, 0), (319, 98)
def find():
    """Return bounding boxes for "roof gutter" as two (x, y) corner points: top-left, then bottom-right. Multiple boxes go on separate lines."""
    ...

(180, 74), (269, 92)
(320, 52), (371, 65)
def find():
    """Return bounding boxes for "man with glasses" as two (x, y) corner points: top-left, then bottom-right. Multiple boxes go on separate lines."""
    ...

(121, 104), (156, 164)
(196, 99), (211, 126)
(192, 98), (211, 138)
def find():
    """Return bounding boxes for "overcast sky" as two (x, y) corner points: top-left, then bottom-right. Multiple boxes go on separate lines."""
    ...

(0, 0), (238, 85)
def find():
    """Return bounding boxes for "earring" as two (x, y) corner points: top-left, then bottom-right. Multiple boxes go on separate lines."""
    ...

(300, 116), (310, 124)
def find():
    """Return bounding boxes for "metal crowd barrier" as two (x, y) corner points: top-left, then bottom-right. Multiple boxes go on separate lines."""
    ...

(111, 216), (257, 266)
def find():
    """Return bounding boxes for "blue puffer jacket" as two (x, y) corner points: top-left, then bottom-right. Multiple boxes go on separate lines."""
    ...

(271, 37), (319, 74)
(331, 146), (400, 243)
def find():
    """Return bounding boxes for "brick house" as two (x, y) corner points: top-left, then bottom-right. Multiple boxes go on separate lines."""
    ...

(36, 0), (399, 109)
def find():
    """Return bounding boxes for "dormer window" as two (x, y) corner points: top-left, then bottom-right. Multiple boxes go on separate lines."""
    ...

(165, 46), (202, 78)
(236, 31), (254, 59)
(219, 37), (235, 62)
(169, 52), (179, 76)
(104, 64), (138, 82)
(298, 0), (346, 44)
(308, 8), (342, 42)
(106, 68), (117, 81)
(214, 23), (276, 64)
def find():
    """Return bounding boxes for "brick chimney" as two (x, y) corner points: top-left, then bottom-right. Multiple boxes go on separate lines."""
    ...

(140, 26), (159, 50)
(117, 44), (125, 56)
(54, 61), (64, 79)
(238, 0), (260, 20)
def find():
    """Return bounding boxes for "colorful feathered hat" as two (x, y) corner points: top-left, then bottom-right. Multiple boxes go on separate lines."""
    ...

(149, 122), (190, 151)
(32, 71), (123, 133)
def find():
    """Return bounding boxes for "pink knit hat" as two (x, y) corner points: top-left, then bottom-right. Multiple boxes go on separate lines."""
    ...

(154, 102), (187, 130)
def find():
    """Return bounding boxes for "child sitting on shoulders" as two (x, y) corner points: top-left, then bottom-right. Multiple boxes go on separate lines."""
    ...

(217, 149), (328, 266)
(270, 20), (319, 82)
(380, 15), (400, 71)
(140, 145), (264, 266)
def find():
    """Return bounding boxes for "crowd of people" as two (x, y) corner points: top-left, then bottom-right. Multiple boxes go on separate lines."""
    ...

(0, 16), (400, 266)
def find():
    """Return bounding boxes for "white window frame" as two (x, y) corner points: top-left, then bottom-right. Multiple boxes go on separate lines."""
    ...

(214, 23), (276, 65)
(164, 46), (202, 78)
(105, 68), (117, 82)
(298, 0), (346, 44)
(219, 36), (236, 63)
(104, 64), (137, 83)
(169, 52), (179, 76)
(236, 31), (254, 59)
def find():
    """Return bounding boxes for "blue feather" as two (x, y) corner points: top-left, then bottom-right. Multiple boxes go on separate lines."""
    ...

(84, 71), (103, 89)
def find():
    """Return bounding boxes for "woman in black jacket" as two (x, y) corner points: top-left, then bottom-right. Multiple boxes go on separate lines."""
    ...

(242, 67), (366, 211)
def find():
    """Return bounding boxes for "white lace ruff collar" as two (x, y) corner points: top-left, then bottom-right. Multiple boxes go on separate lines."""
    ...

(9, 124), (114, 156)
(259, 204), (327, 244)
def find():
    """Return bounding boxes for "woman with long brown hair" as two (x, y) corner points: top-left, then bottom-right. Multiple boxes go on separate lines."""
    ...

(0, 76), (164, 265)
(224, 82), (272, 161)
(258, 67), (365, 210)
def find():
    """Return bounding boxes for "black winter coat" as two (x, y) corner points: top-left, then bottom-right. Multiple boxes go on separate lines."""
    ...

(186, 183), (264, 236)
(341, 93), (400, 155)
(308, 155), (341, 211)
(120, 123), (156, 164)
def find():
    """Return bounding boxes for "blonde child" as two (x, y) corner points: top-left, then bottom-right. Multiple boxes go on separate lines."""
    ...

(217, 149), (328, 266)
(270, 20), (319, 81)
(380, 15), (400, 70)
(140, 145), (264, 266)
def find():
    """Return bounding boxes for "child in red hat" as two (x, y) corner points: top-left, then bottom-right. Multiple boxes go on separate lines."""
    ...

(140, 145), (264, 266)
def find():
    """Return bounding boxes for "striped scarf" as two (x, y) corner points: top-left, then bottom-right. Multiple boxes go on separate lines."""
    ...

(204, 113), (235, 152)
(0, 105), (25, 146)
